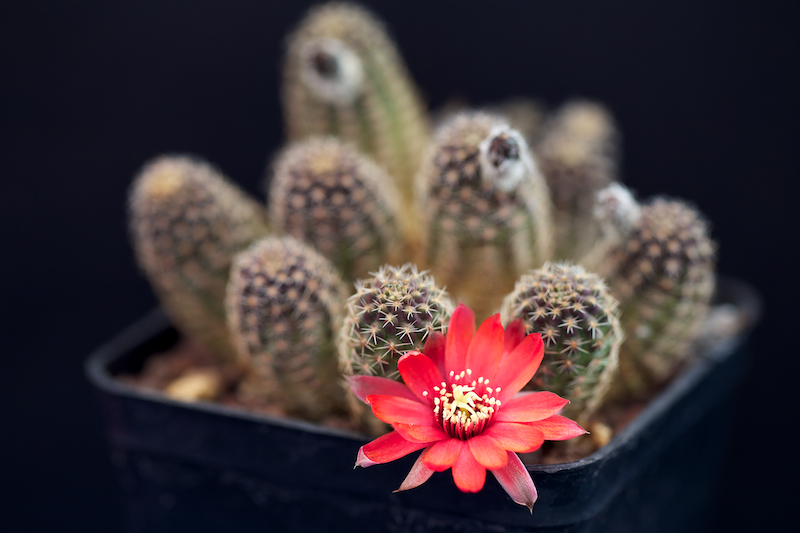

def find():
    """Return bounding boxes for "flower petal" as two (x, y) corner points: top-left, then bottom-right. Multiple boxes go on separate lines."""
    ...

(347, 375), (418, 404)
(445, 304), (475, 375)
(393, 422), (448, 443)
(503, 318), (527, 356)
(357, 430), (428, 467)
(421, 438), (464, 472)
(531, 415), (588, 441)
(495, 392), (569, 423)
(467, 434), (509, 469)
(397, 351), (445, 403)
(484, 422), (545, 453)
(451, 446), (487, 493)
(466, 314), (505, 381)
(395, 450), (435, 492)
(367, 395), (433, 426)
(490, 451), (538, 512)
(422, 332), (446, 375)
(493, 333), (544, 403)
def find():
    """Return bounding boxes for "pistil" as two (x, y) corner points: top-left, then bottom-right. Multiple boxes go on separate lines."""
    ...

(433, 369), (500, 439)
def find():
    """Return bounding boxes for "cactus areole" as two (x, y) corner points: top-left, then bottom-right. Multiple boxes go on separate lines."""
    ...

(348, 304), (586, 511)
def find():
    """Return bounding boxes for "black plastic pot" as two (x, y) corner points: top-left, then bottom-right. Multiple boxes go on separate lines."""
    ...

(87, 277), (760, 533)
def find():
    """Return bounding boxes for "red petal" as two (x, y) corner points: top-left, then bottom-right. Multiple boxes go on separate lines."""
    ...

(445, 304), (475, 375)
(465, 314), (505, 381)
(393, 423), (448, 443)
(493, 334), (544, 403)
(358, 431), (428, 466)
(421, 438), (464, 472)
(495, 392), (569, 423)
(395, 450), (435, 492)
(531, 415), (587, 441)
(397, 351), (445, 403)
(367, 395), (433, 426)
(422, 332), (446, 375)
(490, 452), (538, 512)
(346, 375), (418, 403)
(484, 422), (545, 453)
(467, 435), (509, 469)
(503, 318), (526, 356)
(451, 446), (487, 493)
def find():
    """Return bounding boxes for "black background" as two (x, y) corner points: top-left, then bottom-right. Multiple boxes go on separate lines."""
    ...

(1, 1), (798, 531)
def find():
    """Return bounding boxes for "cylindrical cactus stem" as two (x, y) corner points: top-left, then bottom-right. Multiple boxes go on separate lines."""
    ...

(535, 100), (619, 260)
(500, 263), (622, 420)
(606, 198), (717, 395)
(338, 264), (454, 380)
(268, 137), (404, 282)
(282, 2), (429, 209)
(129, 156), (270, 361)
(226, 236), (349, 421)
(580, 182), (641, 273)
(416, 112), (554, 320)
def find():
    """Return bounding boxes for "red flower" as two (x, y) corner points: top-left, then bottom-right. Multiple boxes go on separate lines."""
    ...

(348, 304), (587, 511)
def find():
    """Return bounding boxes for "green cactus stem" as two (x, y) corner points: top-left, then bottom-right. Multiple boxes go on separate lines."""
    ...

(501, 262), (622, 419)
(535, 100), (619, 260)
(416, 112), (554, 320)
(604, 198), (717, 394)
(129, 155), (270, 361)
(338, 264), (454, 380)
(282, 2), (429, 209)
(226, 235), (349, 420)
(268, 137), (404, 281)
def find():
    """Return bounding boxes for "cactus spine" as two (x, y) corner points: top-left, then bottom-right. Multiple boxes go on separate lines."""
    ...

(417, 112), (554, 320)
(603, 198), (716, 394)
(501, 263), (622, 419)
(536, 101), (619, 260)
(282, 2), (429, 209)
(338, 264), (453, 380)
(129, 156), (270, 361)
(268, 137), (403, 281)
(226, 236), (349, 420)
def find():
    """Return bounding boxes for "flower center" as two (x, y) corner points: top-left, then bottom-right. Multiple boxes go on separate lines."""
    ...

(429, 369), (501, 440)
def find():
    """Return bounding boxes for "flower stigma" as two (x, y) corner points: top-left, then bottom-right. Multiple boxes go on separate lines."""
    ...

(433, 369), (501, 440)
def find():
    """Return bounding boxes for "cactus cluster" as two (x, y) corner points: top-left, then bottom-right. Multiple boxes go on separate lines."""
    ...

(282, 2), (429, 209)
(599, 198), (717, 395)
(126, 2), (721, 449)
(535, 101), (619, 260)
(501, 263), (622, 419)
(269, 137), (404, 280)
(129, 156), (270, 361)
(417, 112), (553, 319)
(338, 264), (453, 380)
(226, 236), (348, 420)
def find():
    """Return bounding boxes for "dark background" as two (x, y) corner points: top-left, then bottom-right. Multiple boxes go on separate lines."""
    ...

(1, 1), (798, 531)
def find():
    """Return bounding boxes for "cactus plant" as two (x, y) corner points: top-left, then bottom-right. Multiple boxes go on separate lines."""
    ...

(500, 262), (622, 419)
(282, 2), (429, 209)
(268, 137), (404, 281)
(338, 264), (453, 380)
(129, 155), (270, 361)
(226, 235), (349, 420)
(535, 100), (619, 260)
(119, 2), (731, 473)
(416, 112), (554, 319)
(601, 198), (717, 394)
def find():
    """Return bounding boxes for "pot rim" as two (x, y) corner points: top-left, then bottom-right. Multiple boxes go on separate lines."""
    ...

(85, 275), (761, 474)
